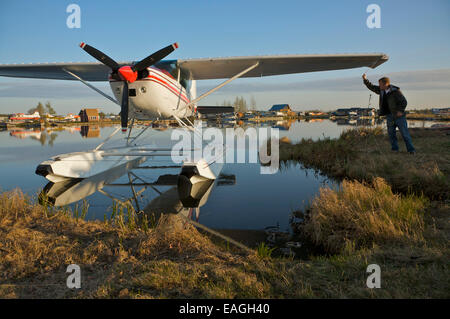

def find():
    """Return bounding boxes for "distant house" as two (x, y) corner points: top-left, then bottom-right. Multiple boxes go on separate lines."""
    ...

(269, 104), (295, 116)
(79, 108), (100, 122)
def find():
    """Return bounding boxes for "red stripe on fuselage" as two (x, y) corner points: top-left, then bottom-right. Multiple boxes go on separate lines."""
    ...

(147, 69), (182, 92)
(145, 79), (190, 104)
(144, 75), (189, 103)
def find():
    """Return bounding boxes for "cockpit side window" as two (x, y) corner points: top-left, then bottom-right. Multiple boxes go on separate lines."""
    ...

(154, 61), (191, 91)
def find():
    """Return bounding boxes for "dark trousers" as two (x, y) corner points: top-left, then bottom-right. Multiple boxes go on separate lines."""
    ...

(386, 114), (415, 152)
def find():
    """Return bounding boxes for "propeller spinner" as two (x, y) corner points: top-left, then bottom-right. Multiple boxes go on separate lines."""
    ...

(79, 42), (179, 131)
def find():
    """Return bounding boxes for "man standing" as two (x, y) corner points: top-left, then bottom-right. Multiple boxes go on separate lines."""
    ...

(362, 74), (415, 154)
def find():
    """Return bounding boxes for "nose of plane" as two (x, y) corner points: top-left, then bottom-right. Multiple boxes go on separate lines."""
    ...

(118, 66), (138, 83)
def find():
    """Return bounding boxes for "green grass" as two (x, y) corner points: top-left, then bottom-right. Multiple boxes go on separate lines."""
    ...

(257, 242), (276, 259)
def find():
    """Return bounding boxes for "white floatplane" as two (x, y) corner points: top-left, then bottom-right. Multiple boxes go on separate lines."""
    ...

(0, 42), (388, 182)
(36, 143), (155, 182)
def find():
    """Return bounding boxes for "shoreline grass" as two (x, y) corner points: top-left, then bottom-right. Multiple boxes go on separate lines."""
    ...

(278, 127), (450, 199)
(0, 188), (449, 298)
(299, 178), (428, 254)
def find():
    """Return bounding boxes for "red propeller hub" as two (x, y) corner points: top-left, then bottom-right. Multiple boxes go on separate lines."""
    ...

(118, 66), (138, 83)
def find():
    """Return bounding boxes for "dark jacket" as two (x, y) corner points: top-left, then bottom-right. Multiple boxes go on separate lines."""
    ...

(363, 79), (407, 116)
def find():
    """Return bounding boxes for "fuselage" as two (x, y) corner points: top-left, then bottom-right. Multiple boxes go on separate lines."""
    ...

(109, 66), (196, 120)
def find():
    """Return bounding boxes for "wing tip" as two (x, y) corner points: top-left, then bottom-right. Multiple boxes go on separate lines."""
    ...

(371, 54), (389, 68)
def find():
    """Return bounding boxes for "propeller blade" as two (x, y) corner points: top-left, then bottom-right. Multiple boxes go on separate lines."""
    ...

(132, 42), (179, 72)
(79, 42), (120, 70)
(121, 82), (129, 132)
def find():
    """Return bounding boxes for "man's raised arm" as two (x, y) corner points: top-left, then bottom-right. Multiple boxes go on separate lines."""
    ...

(362, 74), (381, 95)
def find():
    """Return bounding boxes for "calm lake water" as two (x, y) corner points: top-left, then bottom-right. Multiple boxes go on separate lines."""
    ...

(0, 118), (442, 243)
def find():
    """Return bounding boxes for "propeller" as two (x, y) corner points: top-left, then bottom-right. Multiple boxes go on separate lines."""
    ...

(132, 42), (178, 72)
(121, 82), (129, 131)
(79, 42), (179, 131)
(79, 42), (119, 70)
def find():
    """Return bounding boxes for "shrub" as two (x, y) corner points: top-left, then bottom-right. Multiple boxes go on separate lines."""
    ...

(302, 178), (428, 254)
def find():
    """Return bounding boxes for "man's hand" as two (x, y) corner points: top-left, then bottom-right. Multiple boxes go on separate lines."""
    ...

(362, 73), (367, 80)
(396, 111), (403, 117)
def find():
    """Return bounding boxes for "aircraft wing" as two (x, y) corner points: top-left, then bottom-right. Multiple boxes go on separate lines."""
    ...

(0, 62), (125, 81)
(0, 53), (388, 81)
(177, 53), (388, 80)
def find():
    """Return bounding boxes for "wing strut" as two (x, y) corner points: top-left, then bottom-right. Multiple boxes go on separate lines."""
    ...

(63, 69), (119, 105)
(185, 62), (259, 110)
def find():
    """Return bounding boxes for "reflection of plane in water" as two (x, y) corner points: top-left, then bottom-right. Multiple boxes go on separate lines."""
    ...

(55, 126), (81, 134)
(333, 118), (381, 126)
(143, 175), (215, 223)
(9, 129), (42, 139)
(40, 155), (148, 206)
(40, 160), (230, 221)
(304, 118), (324, 123)
(39, 159), (262, 249)
(45, 126), (82, 134)
(10, 128), (58, 146)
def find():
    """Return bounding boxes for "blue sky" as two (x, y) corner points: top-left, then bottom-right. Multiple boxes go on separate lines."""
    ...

(0, 0), (449, 113)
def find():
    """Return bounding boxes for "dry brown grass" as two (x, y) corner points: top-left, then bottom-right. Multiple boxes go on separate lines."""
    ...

(301, 178), (428, 254)
(1, 189), (448, 299)
(406, 113), (450, 121)
(279, 127), (450, 199)
(0, 189), (281, 298)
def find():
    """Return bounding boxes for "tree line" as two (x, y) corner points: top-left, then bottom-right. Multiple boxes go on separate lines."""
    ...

(218, 96), (257, 113)
(28, 102), (56, 116)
